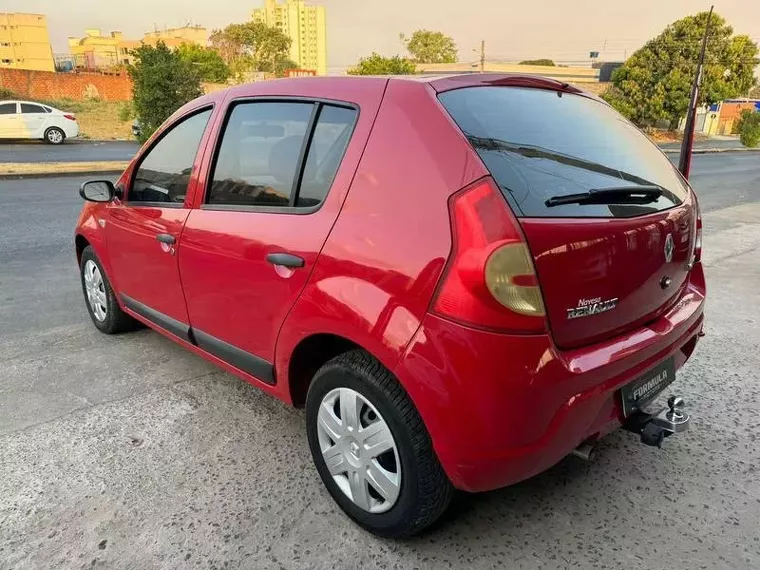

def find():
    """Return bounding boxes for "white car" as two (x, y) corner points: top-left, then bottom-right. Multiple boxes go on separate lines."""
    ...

(0, 100), (80, 144)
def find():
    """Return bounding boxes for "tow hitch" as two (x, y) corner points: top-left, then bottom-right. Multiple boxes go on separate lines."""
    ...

(623, 395), (690, 448)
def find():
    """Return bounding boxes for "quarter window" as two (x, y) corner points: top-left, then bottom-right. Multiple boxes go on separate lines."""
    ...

(129, 109), (212, 204)
(299, 105), (356, 207)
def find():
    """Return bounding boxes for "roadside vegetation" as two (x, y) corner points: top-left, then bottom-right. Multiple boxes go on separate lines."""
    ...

(737, 109), (760, 147)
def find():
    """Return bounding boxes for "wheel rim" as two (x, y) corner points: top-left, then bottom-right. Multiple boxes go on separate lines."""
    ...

(83, 260), (107, 321)
(48, 129), (63, 143)
(316, 387), (401, 513)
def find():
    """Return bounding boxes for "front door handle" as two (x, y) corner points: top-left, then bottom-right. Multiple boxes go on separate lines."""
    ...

(156, 233), (176, 245)
(266, 252), (305, 268)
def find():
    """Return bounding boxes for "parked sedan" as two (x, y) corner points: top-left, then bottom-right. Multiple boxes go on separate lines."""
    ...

(0, 100), (79, 144)
(74, 75), (705, 537)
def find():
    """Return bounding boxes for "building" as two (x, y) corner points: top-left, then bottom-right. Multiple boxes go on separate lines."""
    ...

(252, 0), (327, 76)
(416, 62), (600, 83)
(143, 25), (208, 48)
(0, 13), (55, 72)
(67, 26), (208, 71)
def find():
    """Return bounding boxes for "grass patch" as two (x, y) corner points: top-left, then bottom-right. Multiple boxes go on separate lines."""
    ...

(0, 91), (134, 141)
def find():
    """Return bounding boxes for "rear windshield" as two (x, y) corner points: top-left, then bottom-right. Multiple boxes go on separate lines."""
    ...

(439, 86), (688, 218)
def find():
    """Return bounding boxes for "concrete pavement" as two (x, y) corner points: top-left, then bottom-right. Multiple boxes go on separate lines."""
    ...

(1, 155), (759, 569)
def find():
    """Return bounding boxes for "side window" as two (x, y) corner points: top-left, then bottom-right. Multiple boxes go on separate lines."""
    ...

(20, 103), (45, 114)
(208, 102), (313, 207)
(0, 103), (17, 115)
(130, 109), (212, 204)
(299, 105), (357, 207)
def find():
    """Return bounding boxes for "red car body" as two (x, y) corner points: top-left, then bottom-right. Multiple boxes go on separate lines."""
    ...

(75, 74), (705, 494)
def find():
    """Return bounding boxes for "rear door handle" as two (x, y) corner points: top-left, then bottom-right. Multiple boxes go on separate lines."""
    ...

(266, 252), (305, 268)
(156, 233), (176, 245)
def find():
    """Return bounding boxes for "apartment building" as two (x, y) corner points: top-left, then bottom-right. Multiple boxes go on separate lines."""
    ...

(252, 0), (327, 76)
(0, 13), (55, 72)
(68, 26), (208, 70)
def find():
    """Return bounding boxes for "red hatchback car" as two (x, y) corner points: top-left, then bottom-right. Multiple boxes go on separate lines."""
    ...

(75, 74), (705, 537)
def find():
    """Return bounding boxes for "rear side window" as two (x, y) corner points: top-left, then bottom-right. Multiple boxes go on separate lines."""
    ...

(20, 103), (45, 114)
(208, 102), (314, 207)
(207, 101), (357, 209)
(439, 87), (688, 218)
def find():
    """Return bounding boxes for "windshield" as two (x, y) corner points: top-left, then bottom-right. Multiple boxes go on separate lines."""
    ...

(438, 86), (689, 218)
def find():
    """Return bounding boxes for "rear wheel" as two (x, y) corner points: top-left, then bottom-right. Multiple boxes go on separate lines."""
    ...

(305, 350), (453, 538)
(44, 127), (65, 145)
(80, 246), (136, 334)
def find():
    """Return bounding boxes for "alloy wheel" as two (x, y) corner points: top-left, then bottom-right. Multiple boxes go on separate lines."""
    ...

(83, 260), (107, 321)
(48, 129), (63, 144)
(316, 387), (401, 513)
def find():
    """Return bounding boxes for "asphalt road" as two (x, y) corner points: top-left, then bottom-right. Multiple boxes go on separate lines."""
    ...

(0, 140), (140, 163)
(1, 154), (759, 569)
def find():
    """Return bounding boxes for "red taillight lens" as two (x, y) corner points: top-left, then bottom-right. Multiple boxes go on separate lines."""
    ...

(64, 114), (77, 121)
(432, 177), (546, 333)
(694, 197), (702, 263)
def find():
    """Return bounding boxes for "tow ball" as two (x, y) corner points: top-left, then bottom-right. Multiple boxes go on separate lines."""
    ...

(623, 395), (690, 448)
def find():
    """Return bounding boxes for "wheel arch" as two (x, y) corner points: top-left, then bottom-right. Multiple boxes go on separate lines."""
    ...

(286, 332), (366, 408)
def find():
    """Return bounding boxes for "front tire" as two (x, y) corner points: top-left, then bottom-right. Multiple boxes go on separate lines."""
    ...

(306, 350), (453, 538)
(45, 127), (65, 145)
(80, 246), (136, 334)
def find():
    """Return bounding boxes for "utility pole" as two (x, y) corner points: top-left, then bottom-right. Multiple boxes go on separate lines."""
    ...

(480, 40), (485, 73)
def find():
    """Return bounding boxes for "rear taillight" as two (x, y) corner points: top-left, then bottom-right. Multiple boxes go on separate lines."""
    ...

(432, 177), (546, 333)
(694, 197), (702, 263)
(64, 114), (77, 122)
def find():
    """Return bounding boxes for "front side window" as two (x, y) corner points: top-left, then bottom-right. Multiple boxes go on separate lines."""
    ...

(20, 103), (45, 114)
(0, 103), (17, 115)
(129, 109), (212, 204)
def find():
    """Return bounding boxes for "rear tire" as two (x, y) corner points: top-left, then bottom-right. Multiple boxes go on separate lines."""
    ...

(44, 127), (65, 145)
(80, 246), (136, 334)
(306, 350), (453, 538)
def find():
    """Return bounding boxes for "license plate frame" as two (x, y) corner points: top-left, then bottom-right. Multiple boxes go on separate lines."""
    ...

(620, 357), (676, 417)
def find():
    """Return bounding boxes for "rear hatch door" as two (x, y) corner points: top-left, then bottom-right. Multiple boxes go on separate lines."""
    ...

(438, 84), (695, 349)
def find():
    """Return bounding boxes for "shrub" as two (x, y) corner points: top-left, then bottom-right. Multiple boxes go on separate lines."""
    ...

(737, 109), (760, 148)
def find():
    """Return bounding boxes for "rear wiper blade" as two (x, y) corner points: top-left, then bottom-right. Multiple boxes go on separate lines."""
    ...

(545, 185), (662, 207)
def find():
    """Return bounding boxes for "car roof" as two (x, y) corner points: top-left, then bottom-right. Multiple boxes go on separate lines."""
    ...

(201, 73), (596, 102)
(0, 100), (55, 107)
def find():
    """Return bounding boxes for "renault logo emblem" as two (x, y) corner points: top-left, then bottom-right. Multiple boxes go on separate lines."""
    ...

(664, 233), (675, 263)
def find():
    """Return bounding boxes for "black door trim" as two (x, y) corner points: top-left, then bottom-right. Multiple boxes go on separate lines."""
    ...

(121, 294), (192, 342)
(193, 329), (275, 385)
(120, 295), (276, 386)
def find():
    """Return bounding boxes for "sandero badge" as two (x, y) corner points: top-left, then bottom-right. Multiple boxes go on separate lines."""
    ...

(566, 297), (619, 320)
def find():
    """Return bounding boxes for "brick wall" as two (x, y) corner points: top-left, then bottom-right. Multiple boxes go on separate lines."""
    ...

(0, 68), (132, 101)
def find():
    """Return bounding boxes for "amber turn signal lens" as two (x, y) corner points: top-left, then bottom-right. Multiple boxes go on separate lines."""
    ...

(484, 243), (545, 317)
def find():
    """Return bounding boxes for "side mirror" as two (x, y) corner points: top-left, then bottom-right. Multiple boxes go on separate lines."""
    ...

(79, 180), (116, 203)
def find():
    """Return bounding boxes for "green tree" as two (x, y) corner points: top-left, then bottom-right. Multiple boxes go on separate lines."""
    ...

(347, 52), (417, 75)
(176, 43), (231, 83)
(737, 109), (760, 147)
(400, 30), (458, 63)
(209, 22), (292, 78)
(128, 42), (203, 142)
(603, 11), (759, 128)
(519, 59), (556, 66)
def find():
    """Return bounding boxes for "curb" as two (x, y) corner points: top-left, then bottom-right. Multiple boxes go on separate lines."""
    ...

(0, 161), (129, 179)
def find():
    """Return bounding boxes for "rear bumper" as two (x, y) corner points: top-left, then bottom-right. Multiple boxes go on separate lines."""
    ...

(394, 265), (705, 492)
